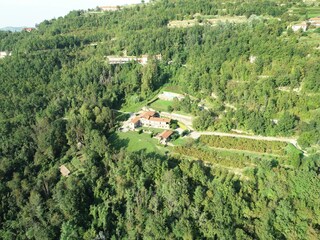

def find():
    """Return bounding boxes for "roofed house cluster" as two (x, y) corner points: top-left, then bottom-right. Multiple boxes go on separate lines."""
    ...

(291, 16), (320, 32)
(130, 111), (171, 129)
(309, 17), (320, 27)
(107, 54), (162, 65)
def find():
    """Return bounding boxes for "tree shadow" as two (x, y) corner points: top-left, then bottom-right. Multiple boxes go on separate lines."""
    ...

(108, 133), (130, 151)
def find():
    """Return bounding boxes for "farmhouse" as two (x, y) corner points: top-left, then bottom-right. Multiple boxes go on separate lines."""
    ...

(144, 117), (171, 129)
(309, 17), (320, 27)
(99, 6), (120, 11)
(107, 54), (162, 65)
(130, 117), (141, 129)
(291, 22), (308, 32)
(158, 130), (174, 144)
(107, 56), (137, 64)
(129, 111), (171, 129)
(23, 28), (35, 32)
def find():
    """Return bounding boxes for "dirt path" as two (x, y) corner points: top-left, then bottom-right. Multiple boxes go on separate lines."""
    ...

(159, 110), (300, 150)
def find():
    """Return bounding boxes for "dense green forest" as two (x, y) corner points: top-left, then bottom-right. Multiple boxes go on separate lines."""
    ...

(1, 0), (320, 239)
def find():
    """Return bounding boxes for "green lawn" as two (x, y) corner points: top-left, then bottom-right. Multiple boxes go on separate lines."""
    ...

(172, 137), (189, 146)
(149, 99), (173, 112)
(121, 100), (147, 113)
(121, 90), (161, 113)
(114, 111), (130, 121)
(111, 131), (168, 154)
(162, 85), (184, 94)
(149, 99), (194, 117)
(285, 143), (303, 157)
(141, 127), (164, 134)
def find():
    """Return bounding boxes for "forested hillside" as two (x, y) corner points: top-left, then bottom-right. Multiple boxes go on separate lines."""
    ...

(1, 0), (320, 239)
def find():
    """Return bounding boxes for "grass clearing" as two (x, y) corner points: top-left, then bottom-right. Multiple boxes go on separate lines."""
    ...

(149, 99), (172, 112)
(141, 127), (164, 134)
(121, 89), (161, 112)
(149, 99), (194, 116)
(178, 121), (188, 130)
(172, 137), (188, 146)
(121, 100), (148, 112)
(168, 15), (247, 28)
(114, 111), (130, 121)
(110, 131), (168, 154)
(162, 85), (184, 94)
(285, 143), (303, 157)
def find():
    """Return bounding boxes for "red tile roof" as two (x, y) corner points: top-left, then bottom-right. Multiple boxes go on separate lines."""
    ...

(149, 117), (170, 123)
(131, 117), (140, 124)
(159, 130), (174, 139)
(140, 111), (156, 119)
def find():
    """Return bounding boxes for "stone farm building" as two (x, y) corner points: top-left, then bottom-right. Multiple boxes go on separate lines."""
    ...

(309, 17), (320, 27)
(107, 54), (162, 65)
(292, 22), (308, 32)
(23, 28), (35, 32)
(99, 6), (120, 11)
(158, 130), (174, 144)
(130, 111), (171, 129)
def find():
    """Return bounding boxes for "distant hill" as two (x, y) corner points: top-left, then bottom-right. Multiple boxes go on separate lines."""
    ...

(0, 27), (25, 32)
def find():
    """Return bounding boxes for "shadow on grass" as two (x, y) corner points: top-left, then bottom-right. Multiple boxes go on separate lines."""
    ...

(108, 133), (130, 151)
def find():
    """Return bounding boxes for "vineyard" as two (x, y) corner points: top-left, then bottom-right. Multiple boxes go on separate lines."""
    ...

(200, 135), (288, 155)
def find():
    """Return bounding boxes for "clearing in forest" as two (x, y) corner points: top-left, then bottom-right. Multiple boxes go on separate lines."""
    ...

(168, 15), (247, 28)
(110, 131), (168, 155)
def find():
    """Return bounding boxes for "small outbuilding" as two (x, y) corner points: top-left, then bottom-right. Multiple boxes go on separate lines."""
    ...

(130, 117), (141, 129)
(59, 165), (71, 177)
(158, 130), (174, 144)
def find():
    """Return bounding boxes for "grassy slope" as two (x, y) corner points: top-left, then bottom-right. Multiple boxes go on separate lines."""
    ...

(111, 131), (168, 154)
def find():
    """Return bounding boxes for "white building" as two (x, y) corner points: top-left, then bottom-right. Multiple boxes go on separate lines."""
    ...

(107, 56), (138, 64)
(99, 6), (120, 11)
(309, 17), (320, 27)
(130, 111), (171, 129)
(107, 54), (162, 65)
(291, 22), (308, 32)
(249, 55), (257, 63)
(0, 51), (12, 59)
